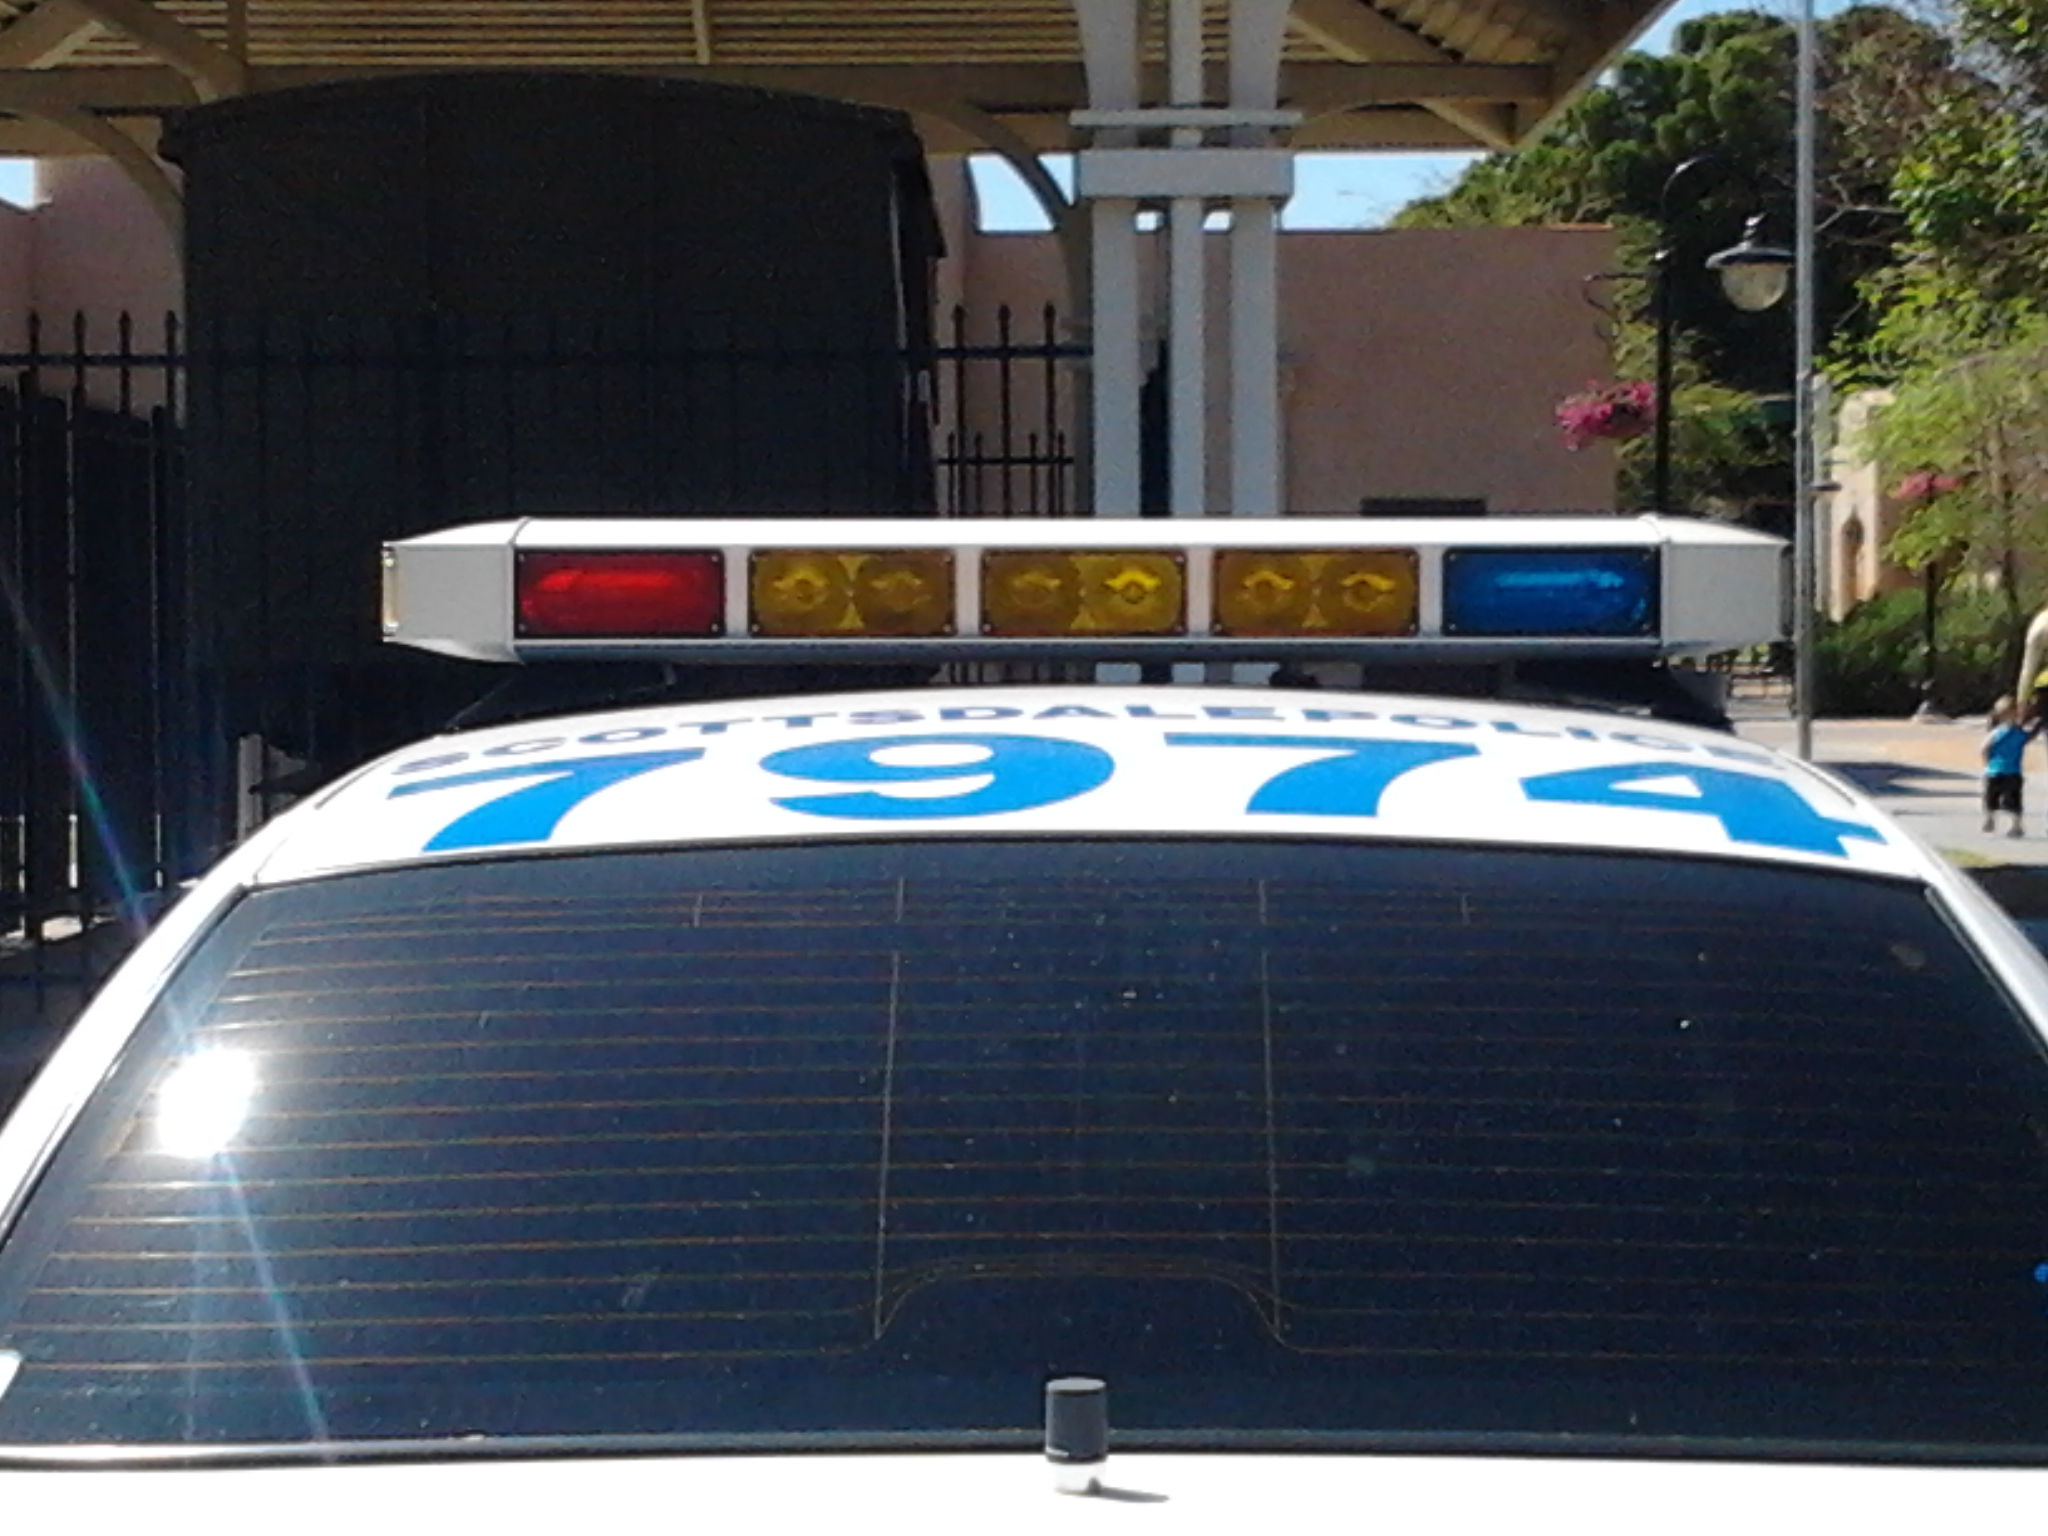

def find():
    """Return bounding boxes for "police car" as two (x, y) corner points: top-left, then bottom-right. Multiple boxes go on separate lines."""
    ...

(1, 516), (2046, 1529)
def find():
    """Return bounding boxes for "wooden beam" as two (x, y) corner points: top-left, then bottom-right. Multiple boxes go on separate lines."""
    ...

(0, 91), (179, 233)
(0, 57), (1559, 151)
(1482, 0), (1597, 48)
(67, 0), (242, 98)
(911, 102), (1493, 151)
(1293, 0), (1459, 64)
(689, 0), (712, 65)
(1290, 0), (1519, 147)
(0, 103), (1498, 154)
(1292, 105), (1505, 147)
(1529, 0), (1645, 139)
(926, 101), (1072, 224)
(1286, 60), (1548, 109)
(0, 0), (101, 68)
(0, 57), (1550, 112)
(923, 98), (1085, 312)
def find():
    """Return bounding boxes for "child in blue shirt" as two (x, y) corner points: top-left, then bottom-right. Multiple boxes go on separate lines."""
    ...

(1984, 695), (2031, 836)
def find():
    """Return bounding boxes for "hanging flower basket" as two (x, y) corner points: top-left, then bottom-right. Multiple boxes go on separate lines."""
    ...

(1891, 469), (1964, 507)
(1554, 380), (1656, 451)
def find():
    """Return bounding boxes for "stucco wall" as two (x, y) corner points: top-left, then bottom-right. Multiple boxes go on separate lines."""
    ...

(29, 158), (181, 343)
(0, 159), (181, 410)
(940, 160), (1618, 514)
(0, 197), (34, 354)
(1278, 227), (1615, 513)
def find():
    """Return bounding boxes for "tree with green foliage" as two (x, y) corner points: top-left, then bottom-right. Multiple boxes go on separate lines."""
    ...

(1872, 329), (2048, 570)
(1836, 0), (2048, 659)
(1844, 316), (2048, 685)
(1815, 582), (2019, 713)
(1893, 0), (2048, 306)
(1397, 7), (1972, 516)
(1401, 8), (1957, 379)
(1889, 99), (2048, 307)
(1836, 0), (2048, 364)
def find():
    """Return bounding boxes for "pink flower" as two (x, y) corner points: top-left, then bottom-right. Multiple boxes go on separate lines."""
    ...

(1555, 380), (1656, 451)
(1892, 469), (1964, 505)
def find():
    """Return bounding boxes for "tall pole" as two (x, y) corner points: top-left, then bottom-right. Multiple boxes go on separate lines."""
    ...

(1922, 564), (1940, 711)
(1166, 0), (1206, 518)
(1792, 0), (1819, 759)
(1650, 155), (1720, 516)
(1651, 246), (1675, 512)
(1073, 0), (1142, 516)
(1227, 0), (1291, 519)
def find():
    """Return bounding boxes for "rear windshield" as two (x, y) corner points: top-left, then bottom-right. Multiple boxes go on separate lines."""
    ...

(4, 839), (2048, 1458)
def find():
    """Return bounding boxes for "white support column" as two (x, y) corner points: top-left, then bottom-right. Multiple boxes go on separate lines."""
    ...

(1073, 0), (1144, 517)
(1226, 0), (1292, 518)
(1168, 198), (1206, 516)
(1167, 0), (1206, 517)
(1090, 198), (1143, 515)
(1169, 0), (1204, 103)
(1072, 0), (1293, 521)
(1229, 200), (1281, 515)
(1228, 0), (1292, 106)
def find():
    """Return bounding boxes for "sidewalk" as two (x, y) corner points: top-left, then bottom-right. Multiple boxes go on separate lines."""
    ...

(1737, 709), (2048, 913)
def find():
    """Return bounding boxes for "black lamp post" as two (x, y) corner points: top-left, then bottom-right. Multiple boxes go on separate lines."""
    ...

(1649, 156), (1795, 512)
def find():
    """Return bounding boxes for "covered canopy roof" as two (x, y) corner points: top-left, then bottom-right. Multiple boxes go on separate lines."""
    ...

(0, 0), (1667, 160)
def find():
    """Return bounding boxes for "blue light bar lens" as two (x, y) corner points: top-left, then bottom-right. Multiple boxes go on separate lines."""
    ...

(1442, 548), (1659, 637)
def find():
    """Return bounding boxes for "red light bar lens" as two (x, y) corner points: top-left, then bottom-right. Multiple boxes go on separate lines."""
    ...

(515, 551), (724, 638)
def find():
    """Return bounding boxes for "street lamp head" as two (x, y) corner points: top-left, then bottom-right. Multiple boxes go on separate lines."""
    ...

(1706, 214), (1793, 313)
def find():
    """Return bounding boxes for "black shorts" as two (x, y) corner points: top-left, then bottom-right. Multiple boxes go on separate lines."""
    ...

(1987, 773), (2025, 813)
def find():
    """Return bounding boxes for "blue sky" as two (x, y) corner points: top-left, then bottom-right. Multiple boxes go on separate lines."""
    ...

(973, 0), (1828, 231)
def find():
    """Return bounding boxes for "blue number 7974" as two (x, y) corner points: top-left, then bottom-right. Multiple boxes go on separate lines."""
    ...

(388, 730), (1881, 859)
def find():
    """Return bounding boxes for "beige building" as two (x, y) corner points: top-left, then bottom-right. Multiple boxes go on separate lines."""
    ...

(1820, 390), (1917, 620)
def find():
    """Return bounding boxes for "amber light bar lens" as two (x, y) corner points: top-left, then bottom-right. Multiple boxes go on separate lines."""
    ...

(981, 550), (1186, 636)
(750, 550), (954, 637)
(515, 551), (724, 637)
(1214, 549), (1419, 637)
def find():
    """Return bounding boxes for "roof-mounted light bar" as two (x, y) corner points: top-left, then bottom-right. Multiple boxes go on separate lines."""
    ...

(381, 515), (1786, 665)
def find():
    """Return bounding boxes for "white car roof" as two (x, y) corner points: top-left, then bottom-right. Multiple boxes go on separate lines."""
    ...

(248, 684), (1935, 886)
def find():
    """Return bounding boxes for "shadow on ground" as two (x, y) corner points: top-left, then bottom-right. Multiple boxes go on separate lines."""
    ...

(1971, 866), (2048, 919)
(1823, 760), (1976, 796)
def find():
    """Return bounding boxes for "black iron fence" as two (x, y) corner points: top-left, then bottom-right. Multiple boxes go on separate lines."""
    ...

(937, 304), (1079, 519)
(0, 306), (1084, 991)
(0, 320), (185, 964)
